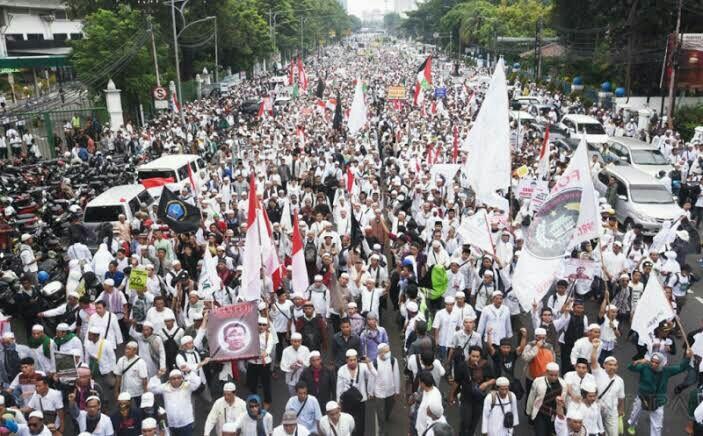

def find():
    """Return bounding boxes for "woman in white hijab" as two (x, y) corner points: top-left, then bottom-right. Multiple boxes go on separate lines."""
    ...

(91, 243), (114, 280)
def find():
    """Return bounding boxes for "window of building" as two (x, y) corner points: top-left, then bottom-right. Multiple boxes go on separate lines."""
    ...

(53, 33), (68, 41)
(26, 34), (44, 41)
(69, 33), (82, 40)
(4, 34), (23, 42)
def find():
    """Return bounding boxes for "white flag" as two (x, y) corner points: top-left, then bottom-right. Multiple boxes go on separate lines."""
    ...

(512, 137), (602, 310)
(463, 58), (511, 211)
(457, 209), (495, 255)
(198, 249), (222, 294)
(347, 79), (367, 135)
(631, 277), (675, 349)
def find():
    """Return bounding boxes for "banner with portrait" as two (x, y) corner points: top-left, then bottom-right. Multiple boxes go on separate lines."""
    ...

(207, 301), (260, 361)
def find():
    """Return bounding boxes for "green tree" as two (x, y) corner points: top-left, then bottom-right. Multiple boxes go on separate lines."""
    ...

(216, 0), (272, 72)
(383, 12), (403, 35)
(69, 5), (171, 113)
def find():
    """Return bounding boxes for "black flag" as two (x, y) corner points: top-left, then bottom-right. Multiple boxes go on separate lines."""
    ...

(333, 94), (343, 131)
(350, 208), (363, 251)
(315, 77), (325, 99)
(156, 187), (201, 233)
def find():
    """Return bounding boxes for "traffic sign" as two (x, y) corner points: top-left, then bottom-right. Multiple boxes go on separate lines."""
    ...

(153, 86), (168, 101)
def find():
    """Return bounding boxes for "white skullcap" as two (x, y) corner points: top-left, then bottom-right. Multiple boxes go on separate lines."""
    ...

(406, 301), (419, 312)
(587, 323), (601, 331)
(291, 332), (303, 341)
(326, 401), (340, 412)
(455, 291), (465, 298)
(223, 382), (236, 392)
(141, 418), (158, 429)
(566, 407), (583, 420)
(491, 290), (503, 298)
(180, 336), (193, 346)
(496, 377), (510, 387)
(444, 296), (455, 304)
(309, 350), (321, 358)
(118, 392), (132, 401)
(31, 324), (44, 332)
(534, 328), (547, 336)
(257, 317), (268, 325)
(169, 369), (183, 378)
(546, 362), (560, 372)
(258, 301), (267, 310)
(29, 411), (44, 420)
(428, 396), (444, 416)
(56, 323), (70, 331)
(126, 341), (139, 349)
(581, 381), (597, 393)
(603, 356), (618, 364)
(347, 302), (357, 309)
(483, 270), (494, 277)
(142, 321), (154, 329)
(314, 274), (323, 281)
(345, 349), (358, 357)
(104, 278), (115, 287)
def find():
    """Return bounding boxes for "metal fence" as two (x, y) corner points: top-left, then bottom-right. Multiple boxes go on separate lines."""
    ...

(5, 107), (108, 159)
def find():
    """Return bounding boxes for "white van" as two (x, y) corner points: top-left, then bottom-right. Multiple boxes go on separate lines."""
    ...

(559, 114), (609, 146)
(83, 185), (155, 248)
(137, 154), (210, 198)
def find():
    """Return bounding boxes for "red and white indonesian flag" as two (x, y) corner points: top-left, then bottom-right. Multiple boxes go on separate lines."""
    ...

(290, 214), (309, 294)
(631, 277), (675, 349)
(297, 56), (308, 90)
(513, 137), (602, 309)
(241, 176), (281, 300)
(347, 79), (367, 135)
(257, 96), (273, 118)
(537, 126), (550, 180)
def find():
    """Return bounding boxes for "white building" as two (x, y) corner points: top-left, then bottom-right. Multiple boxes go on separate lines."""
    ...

(0, 0), (83, 58)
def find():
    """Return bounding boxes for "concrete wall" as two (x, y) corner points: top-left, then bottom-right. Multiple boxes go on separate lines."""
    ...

(615, 96), (703, 114)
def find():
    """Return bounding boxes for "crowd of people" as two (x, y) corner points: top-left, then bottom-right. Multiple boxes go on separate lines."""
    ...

(2, 35), (703, 436)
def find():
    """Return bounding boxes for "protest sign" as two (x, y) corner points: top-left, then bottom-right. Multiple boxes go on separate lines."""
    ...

(128, 268), (147, 292)
(387, 85), (406, 100)
(207, 301), (260, 361)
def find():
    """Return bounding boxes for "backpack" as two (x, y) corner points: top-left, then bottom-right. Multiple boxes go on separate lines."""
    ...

(339, 367), (364, 411)
(78, 147), (89, 161)
(297, 316), (323, 351)
(4, 347), (20, 382)
(304, 241), (317, 264)
(162, 328), (182, 369)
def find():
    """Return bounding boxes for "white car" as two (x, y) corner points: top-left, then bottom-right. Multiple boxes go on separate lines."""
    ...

(559, 114), (609, 146)
(604, 137), (673, 177)
(594, 165), (683, 235)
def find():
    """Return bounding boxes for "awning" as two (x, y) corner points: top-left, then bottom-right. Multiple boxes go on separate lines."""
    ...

(0, 55), (68, 69)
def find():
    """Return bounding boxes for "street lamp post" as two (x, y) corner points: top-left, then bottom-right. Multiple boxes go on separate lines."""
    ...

(170, 0), (185, 126)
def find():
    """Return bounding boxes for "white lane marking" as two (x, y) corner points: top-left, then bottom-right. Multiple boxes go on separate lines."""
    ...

(696, 297), (703, 305)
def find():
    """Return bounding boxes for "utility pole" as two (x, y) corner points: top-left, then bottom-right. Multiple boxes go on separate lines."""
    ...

(170, 0), (185, 126)
(214, 16), (218, 82)
(148, 19), (161, 87)
(537, 19), (543, 81)
(625, 0), (639, 98)
(666, 0), (683, 128)
(300, 16), (305, 56)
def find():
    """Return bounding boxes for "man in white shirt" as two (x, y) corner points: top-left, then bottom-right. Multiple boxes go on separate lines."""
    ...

(113, 341), (148, 401)
(592, 355), (625, 436)
(87, 301), (123, 350)
(563, 357), (596, 409)
(148, 369), (201, 434)
(83, 326), (116, 410)
(318, 401), (355, 436)
(145, 296), (176, 334)
(273, 410), (310, 436)
(359, 278), (383, 320)
(369, 343), (400, 435)
(233, 395), (273, 435)
(432, 296), (459, 361)
(477, 291), (513, 346)
(415, 371), (443, 436)
(570, 325), (603, 367)
(203, 382), (247, 436)
(67, 394), (114, 435)
(336, 349), (376, 436)
(25, 377), (64, 434)
(280, 333), (310, 396)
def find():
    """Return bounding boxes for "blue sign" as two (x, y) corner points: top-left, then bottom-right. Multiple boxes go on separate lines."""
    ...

(434, 87), (447, 98)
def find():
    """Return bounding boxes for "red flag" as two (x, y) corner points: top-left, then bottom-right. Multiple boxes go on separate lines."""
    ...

(297, 56), (308, 90)
(452, 126), (459, 163)
(288, 58), (296, 86)
(346, 167), (355, 192)
(426, 144), (435, 166)
(290, 214), (309, 294)
(186, 162), (197, 193)
(141, 177), (174, 189)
